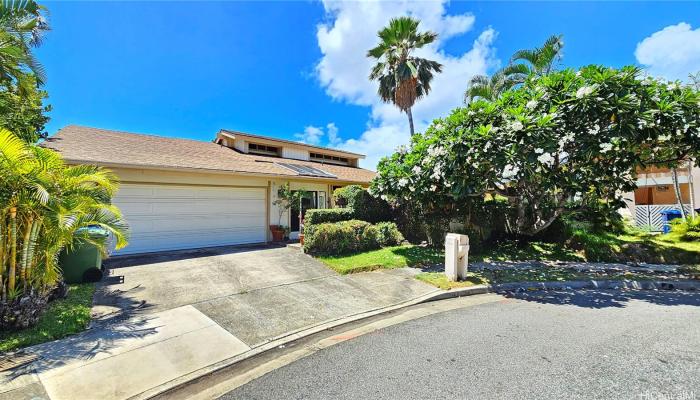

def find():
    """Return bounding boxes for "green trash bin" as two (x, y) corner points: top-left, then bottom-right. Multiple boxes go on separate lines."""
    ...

(59, 226), (110, 283)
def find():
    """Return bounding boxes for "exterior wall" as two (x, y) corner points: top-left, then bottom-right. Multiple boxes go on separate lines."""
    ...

(234, 138), (246, 152)
(111, 166), (366, 243)
(281, 147), (310, 161)
(634, 184), (690, 205)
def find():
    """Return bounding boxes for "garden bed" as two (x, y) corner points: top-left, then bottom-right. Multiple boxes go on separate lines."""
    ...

(0, 283), (95, 353)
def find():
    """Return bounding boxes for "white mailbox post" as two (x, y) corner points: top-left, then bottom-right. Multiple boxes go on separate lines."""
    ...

(445, 233), (469, 281)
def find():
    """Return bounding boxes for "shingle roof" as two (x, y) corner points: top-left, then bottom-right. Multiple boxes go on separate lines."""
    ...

(42, 125), (376, 184)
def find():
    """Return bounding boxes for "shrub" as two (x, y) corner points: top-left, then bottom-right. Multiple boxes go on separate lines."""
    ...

(304, 208), (355, 227)
(375, 222), (404, 246)
(334, 185), (392, 223)
(683, 231), (700, 241)
(304, 220), (380, 256)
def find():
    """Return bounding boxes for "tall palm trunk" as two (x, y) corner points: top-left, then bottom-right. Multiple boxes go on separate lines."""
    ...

(8, 207), (17, 293)
(20, 215), (34, 286)
(671, 168), (687, 219)
(407, 107), (415, 136)
(0, 218), (4, 299)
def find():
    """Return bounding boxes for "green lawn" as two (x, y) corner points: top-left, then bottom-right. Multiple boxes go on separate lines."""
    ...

(0, 283), (95, 353)
(318, 245), (443, 274)
(415, 272), (488, 290)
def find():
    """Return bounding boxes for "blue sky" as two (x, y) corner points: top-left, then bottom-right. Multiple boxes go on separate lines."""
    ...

(38, 1), (700, 168)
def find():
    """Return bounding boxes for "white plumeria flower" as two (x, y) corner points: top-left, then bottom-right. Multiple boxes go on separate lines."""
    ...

(412, 165), (422, 174)
(658, 134), (671, 141)
(502, 164), (520, 179)
(599, 143), (613, 153)
(526, 100), (537, 110)
(534, 148), (544, 154)
(430, 185), (437, 191)
(576, 85), (594, 98)
(537, 152), (555, 166)
(511, 121), (524, 131)
(398, 178), (409, 187)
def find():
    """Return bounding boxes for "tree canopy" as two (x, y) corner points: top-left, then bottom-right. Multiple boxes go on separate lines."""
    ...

(372, 65), (700, 236)
(368, 16), (442, 136)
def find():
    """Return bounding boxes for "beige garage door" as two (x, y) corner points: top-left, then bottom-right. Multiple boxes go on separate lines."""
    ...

(112, 184), (267, 255)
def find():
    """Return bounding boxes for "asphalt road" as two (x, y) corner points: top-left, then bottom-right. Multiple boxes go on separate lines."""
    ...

(221, 290), (700, 400)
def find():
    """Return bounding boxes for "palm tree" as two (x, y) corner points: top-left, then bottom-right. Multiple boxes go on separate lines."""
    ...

(0, 129), (128, 303)
(509, 34), (563, 76)
(0, 0), (48, 91)
(464, 69), (519, 102)
(464, 34), (564, 103)
(368, 17), (443, 136)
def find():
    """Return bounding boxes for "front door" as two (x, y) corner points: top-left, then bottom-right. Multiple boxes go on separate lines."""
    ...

(291, 191), (318, 232)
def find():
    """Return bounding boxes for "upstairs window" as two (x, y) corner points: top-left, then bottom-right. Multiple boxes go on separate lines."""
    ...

(248, 143), (279, 156)
(310, 152), (349, 166)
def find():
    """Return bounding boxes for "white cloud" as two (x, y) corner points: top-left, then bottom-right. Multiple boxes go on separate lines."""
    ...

(295, 125), (325, 145)
(295, 123), (342, 147)
(314, 0), (498, 169)
(635, 22), (700, 81)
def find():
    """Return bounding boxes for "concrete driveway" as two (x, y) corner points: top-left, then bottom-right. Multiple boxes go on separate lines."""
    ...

(95, 244), (436, 346)
(2, 245), (438, 400)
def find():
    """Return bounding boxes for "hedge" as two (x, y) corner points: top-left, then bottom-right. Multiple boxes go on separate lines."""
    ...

(333, 185), (392, 223)
(375, 222), (404, 247)
(303, 220), (379, 256)
(304, 208), (355, 226)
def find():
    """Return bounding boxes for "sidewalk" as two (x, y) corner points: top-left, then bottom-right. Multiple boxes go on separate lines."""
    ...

(1, 265), (439, 400)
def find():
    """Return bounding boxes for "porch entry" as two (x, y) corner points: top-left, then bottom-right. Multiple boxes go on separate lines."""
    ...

(291, 190), (327, 233)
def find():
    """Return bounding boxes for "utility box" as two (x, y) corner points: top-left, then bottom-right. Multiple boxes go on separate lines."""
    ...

(445, 233), (469, 281)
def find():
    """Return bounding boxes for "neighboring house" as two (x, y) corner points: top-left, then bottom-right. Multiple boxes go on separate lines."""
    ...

(43, 125), (375, 255)
(622, 164), (700, 231)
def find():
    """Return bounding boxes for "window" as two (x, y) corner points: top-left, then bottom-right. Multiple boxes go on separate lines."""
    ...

(310, 152), (349, 165)
(248, 143), (279, 156)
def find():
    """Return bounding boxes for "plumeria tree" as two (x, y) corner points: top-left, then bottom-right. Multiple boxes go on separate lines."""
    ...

(372, 65), (700, 237)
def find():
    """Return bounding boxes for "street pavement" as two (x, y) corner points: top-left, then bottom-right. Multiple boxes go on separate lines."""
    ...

(223, 290), (700, 400)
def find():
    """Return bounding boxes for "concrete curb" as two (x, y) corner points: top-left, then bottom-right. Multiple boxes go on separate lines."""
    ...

(134, 287), (441, 400)
(137, 278), (699, 399)
(399, 279), (700, 304)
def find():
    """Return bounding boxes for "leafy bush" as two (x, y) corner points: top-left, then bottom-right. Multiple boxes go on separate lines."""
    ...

(372, 65), (700, 237)
(304, 220), (379, 256)
(334, 185), (392, 223)
(670, 216), (700, 241)
(304, 208), (355, 227)
(683, 231), (700, 241)
(375, 222), (404, 246)
(0, 130), (129, 330)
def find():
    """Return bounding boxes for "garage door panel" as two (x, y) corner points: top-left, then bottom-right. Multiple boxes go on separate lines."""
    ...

(125, 230), (265, 254)
(113, 184), (267, 255)
(124, 214), (265, 233)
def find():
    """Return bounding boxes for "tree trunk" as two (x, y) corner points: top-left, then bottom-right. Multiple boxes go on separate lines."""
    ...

(688, 160), (696, 219)
(407, 107), (415, 136)
(8, 208), (17, 293)
(671, 168), (687, 219)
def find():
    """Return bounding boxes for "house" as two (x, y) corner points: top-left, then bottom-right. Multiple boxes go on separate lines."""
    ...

(622, 164), (700, 231)
(43, 125), (375, 255)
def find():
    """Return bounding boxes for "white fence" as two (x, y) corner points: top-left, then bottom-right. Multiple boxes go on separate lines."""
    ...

(634, 204), (693, 231)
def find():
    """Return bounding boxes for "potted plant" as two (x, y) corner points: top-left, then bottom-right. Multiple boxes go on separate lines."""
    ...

(272, 184), (310, 242)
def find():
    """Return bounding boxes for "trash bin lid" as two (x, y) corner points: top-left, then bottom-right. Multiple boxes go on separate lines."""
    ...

(75, 225), (110, 238)
(659, 209), (683, 216)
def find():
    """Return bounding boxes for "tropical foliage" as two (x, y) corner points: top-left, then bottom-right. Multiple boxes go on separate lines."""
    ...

(465, 35), (563, 102)
(0, 0), (50, 143)
(0, 129), (128, 326)
(368, 16), (443, 136)
(372, 65), (700, 237)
